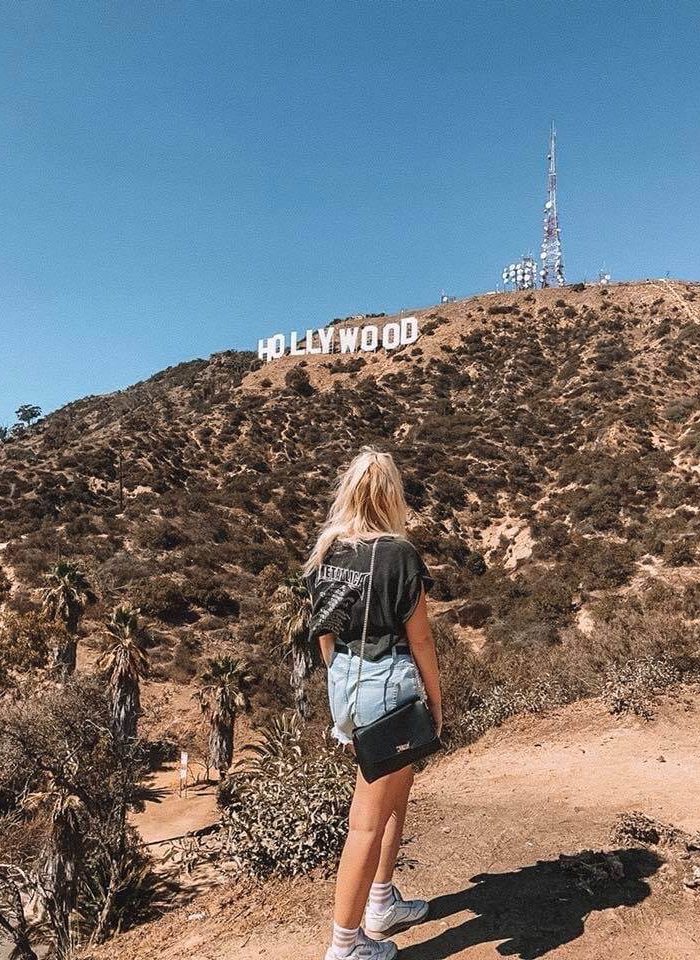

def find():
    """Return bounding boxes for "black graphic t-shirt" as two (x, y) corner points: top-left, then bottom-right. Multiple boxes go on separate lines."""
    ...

(305, 536), (433, 662)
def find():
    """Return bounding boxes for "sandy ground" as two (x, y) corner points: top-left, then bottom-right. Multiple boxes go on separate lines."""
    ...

(134, 762), (219, 849)
(86, 691), (700, 960)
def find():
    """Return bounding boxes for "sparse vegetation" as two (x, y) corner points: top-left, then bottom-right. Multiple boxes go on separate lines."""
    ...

(0, 286), (699, 954)
(218, 713), (353, 878)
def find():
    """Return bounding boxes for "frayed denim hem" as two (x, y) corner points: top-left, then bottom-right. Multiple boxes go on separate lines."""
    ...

(331, 723), (353, 746)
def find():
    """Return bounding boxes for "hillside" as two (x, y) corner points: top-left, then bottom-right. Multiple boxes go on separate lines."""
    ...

(2, 281), (700, 719)
(2, 279), (700, 960)
(86, 693), (700, 960)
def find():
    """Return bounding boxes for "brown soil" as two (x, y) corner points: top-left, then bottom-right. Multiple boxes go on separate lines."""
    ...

(134, 763), (219, 849)
(87, 690), (700, 960)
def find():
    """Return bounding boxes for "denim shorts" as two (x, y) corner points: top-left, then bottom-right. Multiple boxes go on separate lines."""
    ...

(327, 646), (426, 746)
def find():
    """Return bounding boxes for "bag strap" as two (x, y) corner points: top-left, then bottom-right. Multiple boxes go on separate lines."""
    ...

(352, 537), (379, 712)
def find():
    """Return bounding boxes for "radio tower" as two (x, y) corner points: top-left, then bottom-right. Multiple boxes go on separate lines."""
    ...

(540, 123), (565, 287)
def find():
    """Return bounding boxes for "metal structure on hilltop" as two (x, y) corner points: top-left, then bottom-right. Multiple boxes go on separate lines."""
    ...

(502, 255), (538, 291)
(540, 123), (565, 288)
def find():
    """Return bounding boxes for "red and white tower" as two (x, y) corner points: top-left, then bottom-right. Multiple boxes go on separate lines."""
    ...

(540, 123), (565, 287)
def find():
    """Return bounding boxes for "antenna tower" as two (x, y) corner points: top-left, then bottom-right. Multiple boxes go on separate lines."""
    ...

(540, 123), (565, 287)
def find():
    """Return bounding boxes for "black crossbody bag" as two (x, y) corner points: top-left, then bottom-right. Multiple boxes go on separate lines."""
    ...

(352, 539), (442, 783)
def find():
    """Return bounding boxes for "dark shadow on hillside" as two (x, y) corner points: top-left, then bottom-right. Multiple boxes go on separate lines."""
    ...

(399, 848), (662, 960)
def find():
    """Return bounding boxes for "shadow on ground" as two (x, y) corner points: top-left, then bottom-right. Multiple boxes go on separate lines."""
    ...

(400, 848), (662, 960)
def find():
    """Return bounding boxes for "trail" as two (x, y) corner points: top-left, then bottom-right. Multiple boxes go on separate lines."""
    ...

(90, 691), (700, 960)
(133, 762), (219, 850)
(651, 278), (700, 324)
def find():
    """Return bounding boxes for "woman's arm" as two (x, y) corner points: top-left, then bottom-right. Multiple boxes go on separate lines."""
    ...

(318, 632), (335, 668)
(405, 587), (442, 736)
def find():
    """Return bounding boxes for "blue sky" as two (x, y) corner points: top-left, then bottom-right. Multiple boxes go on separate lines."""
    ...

(1, 0), (698, 425)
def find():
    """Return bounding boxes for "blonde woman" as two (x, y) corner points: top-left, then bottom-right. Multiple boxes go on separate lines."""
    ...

(304, 448), (442, 960)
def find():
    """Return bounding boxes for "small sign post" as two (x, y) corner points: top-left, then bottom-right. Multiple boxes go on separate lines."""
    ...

(179, 750), (189, 798)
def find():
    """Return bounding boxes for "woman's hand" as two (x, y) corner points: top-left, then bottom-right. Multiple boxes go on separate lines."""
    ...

(428, 700), (443, 738)
(319, 633), (335, 668)
(405, 587), (443, 737)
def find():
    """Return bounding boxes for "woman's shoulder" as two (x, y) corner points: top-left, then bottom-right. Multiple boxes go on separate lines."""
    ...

(381, 534), (417, 550)
(378, 536), (424, 565)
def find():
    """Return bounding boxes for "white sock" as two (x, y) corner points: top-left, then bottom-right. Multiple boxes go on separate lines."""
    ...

(369, 881), (395, 914)
(331, 921), (360, 957)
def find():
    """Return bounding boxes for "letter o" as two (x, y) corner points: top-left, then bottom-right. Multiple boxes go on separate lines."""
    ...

(382, 322), (401, 350)
(360, 325), (378, 352)
(270, 333), (285, 358)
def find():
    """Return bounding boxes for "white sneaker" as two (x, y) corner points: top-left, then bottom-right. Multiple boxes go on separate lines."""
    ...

(324, 927), (398, 959)
(364, 885), (429, 941)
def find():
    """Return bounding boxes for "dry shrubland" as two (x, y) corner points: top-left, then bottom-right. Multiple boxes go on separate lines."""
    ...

(1, 281), (699, 729)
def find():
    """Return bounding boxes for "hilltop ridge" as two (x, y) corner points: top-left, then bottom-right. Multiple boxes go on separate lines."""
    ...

(1, 279), (699, 710)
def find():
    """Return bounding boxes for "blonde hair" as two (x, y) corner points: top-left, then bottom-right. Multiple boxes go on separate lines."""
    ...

(303, 447), (408, 575)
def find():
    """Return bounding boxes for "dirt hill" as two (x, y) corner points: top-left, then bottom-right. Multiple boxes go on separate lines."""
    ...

(2, 278), (700, 959)
(2, 281), (699, 688)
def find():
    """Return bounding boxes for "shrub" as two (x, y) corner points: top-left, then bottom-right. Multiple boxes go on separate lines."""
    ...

(131, 576), (189, 621)
(430, 564), (460, 601)
(284, 367), (315, 397)
(465, 551), (487, 575)
(184, 573), (240, 616)
(456, 677), (566, 743)
(136, 520), (188, 552)
(567, 539), (636, 590)
(219, 714), (353, 878)
(487, 304), (516, 315)
(165, 633), (201, 681)
(603, 655), (683, 720)
(663, 539), (696, 567)
(0, 610), (61, 688)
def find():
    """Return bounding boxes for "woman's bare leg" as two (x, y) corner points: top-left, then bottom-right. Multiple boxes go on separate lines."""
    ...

(333, 764), (415, 928)
(373, 767), (414, 884)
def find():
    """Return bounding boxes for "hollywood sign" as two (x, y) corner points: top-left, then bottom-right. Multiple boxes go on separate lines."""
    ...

(257, 316), (419, 362)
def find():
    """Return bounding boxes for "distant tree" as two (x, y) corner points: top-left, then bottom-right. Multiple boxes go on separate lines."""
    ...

(195, 656), (254, 780)
(0, 425), (9, 443)
(15, 405), (41, 428)
(41, 562), (96, 676)
(100, 607), (149, 740)
(272, 572), (314, 719)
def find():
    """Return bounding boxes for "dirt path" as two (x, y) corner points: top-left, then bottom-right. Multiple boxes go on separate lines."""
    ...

(91, 692), (700, 960)
(134, 762), (219, 849)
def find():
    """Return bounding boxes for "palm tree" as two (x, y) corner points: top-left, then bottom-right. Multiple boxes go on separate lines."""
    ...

(100, 607), (149, 740)
(195, 656), (254, 780)
(24, 779), (85, 960)
(41, 562), (96, 676)
(272, 572), (313, 719)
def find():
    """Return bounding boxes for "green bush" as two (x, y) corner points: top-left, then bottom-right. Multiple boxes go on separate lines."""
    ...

(219, 714), (353, 878)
